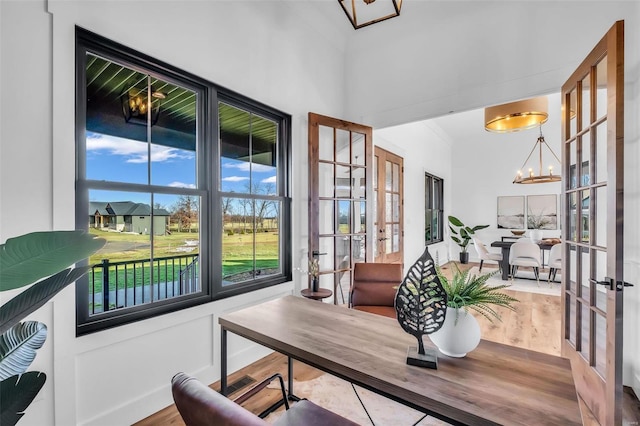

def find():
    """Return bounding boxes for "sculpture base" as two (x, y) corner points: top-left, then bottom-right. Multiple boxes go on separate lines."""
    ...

(406, 346), (438, 369)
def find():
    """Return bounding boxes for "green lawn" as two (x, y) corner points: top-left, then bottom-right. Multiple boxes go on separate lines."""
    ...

(88, 228), (279, 287)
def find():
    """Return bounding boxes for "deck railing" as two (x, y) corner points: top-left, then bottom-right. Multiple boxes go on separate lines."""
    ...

(88, 254), (200, 314)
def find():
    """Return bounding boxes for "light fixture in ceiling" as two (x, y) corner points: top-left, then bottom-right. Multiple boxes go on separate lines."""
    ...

(513, 126), (561, 184)
(338, 0), (402, 30)
(121, 87), (167, 126)
(485, 96), (548, 133)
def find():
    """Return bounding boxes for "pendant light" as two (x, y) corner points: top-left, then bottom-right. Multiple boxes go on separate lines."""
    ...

(513, 126), (561, 184)
(485, 96), (549, 133)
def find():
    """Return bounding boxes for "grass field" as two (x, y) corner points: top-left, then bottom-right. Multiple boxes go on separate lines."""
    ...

(88, 227), (279, 284)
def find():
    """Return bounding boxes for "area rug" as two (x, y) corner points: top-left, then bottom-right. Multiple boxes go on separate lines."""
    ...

(467, 266), (561, 296)
(266, 374), (451, 425)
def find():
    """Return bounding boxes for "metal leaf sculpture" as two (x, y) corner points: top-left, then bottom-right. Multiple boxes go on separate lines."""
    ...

(395, 247), (448, 357)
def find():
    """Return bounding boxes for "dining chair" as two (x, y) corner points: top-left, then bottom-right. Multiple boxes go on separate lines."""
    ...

(508, 240), (542, 286)
(547, 244), (562, 285)
(472, 237), (502, 272)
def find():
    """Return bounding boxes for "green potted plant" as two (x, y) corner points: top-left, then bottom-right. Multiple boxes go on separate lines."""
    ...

(0, 230), (105, 425)
(429, 262), (519, 357)
(447, 215), (489, 264)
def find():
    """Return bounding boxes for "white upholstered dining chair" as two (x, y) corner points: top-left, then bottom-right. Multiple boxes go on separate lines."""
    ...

(547, 244), (562, 285)
(508, 240), (542, 286)
(472, 237), (502, 272)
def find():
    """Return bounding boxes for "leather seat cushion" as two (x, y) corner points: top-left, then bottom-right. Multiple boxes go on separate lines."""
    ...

(353, 305), (397, 319)
(274, 400), (359, 426)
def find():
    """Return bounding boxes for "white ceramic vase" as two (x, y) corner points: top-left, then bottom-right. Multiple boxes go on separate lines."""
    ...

(529, 229), (543, 243)
(428, 307), (481, 357)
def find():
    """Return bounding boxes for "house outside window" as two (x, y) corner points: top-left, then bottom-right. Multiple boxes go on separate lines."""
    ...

(425, 173), (443, 245)
(76, 28), (291, 334)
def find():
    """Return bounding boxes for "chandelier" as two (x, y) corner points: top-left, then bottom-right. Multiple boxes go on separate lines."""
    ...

(485, 96), (548, 133)
(338, 0), (402, 30)
(513, 126), (561, 184)
(121, 87), (166, 126)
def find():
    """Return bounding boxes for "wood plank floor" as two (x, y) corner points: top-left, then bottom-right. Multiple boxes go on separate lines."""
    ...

(135, 262), (640, 426)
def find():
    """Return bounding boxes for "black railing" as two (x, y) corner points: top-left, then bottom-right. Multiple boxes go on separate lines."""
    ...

(89, 254), (200, 314)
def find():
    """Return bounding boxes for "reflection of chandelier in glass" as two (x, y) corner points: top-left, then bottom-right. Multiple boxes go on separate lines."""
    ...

(513, 126), (561, 184)
(121, 87), (166, 126)
(338, 0), (402, 30)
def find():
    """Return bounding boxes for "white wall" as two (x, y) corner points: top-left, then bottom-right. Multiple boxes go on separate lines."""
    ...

(623, 65), (640, 396)
(2, 2), (639, 424)
(344, 2), (639, 129)
(0, 1), (348, 425)
(434, 93), (562, 259)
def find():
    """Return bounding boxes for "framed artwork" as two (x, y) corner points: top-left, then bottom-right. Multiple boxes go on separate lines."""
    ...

(497, 196), (525, 229)
(527, 194), (558, 229)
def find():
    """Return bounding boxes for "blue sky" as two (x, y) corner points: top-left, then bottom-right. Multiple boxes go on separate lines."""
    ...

(86, 131), (277, 209)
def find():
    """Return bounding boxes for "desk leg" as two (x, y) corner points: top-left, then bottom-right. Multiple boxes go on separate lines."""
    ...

(221, 327), (228, 396)
(500, 247), (510, 280)
(287, 356), (300, 402)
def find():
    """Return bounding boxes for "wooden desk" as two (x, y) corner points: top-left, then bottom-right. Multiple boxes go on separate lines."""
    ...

(219, 296), (581, 426)
(491, 240), (555, 280)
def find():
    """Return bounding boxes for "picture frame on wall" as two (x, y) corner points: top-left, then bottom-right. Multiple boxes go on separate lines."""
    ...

(497, 196), (525, 229)
(527, 194), (558, 229)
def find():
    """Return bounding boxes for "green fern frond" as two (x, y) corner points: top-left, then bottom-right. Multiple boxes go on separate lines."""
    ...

(435, 261), (519, 323)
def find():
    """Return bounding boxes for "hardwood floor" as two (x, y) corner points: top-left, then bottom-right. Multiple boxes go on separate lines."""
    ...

(135, 262), (640, 426)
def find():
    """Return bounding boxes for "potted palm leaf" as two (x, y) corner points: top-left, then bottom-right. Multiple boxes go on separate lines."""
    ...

(428, 262), (519, 357)
(0, 230), (105, 425)
(447, 216), (489, 264)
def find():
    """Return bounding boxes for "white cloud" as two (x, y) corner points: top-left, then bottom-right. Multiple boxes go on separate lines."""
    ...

(222, 176), (250, 182)
(223, 162), (275, 173)
(86, 133), (194, 163)
(261, 176), (277, 184)
(168, 181), (196, 189)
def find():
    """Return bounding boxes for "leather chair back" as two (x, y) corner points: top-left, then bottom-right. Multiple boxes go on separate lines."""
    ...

(171, 372), (267, 426)
(351, 263), (402, 307)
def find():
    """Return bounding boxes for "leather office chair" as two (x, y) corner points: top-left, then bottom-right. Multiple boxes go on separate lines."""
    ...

(508, 240), (542, 286)
(350, 262), (402, 318)
(547, 244), (562, 285)
(171, 372), (358, 426)
(472, 237), (502, 272)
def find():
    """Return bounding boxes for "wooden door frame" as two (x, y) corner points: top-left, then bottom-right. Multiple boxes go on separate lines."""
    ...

(308, 112), (374, 302)
(374, 146), (404, 264)
(560, 20), (624, 425)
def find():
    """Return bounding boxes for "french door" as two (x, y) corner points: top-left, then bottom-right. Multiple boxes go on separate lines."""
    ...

(308, 113), (374, 305)
(560, 20), (626, 425)
(373, 147), (404, 264)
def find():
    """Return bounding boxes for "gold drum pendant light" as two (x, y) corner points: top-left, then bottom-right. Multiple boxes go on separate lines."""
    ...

(485, 96), (549, 133)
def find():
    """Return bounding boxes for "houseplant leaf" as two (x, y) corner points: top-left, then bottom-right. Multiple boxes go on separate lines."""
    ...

(0, 372), (46, 426)
(0, 230), (105, 291)
(0, 267), (89, 335)
(0, 321), (47, 380)
(448, 216), (464, 227)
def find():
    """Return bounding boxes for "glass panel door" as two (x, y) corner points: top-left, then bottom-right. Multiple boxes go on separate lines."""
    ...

(560, 21), (624, 425)
(308, 113), (373, 305)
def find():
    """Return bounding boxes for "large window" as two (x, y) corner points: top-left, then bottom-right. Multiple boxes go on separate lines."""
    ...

(425, 173), (443, 245)
(76, 28), (291, 334)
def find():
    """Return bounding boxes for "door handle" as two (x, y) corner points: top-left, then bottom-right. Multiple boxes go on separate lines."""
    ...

(311, 250), (327, 257)
(590, 277), (635, 291)
(378, 237), (388, 241)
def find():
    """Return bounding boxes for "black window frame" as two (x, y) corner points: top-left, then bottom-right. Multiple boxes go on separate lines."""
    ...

(425, 172), (444, 245)
(75, 27), (291, 335)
